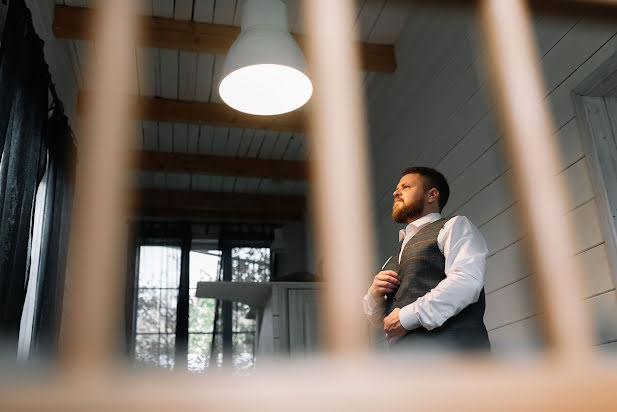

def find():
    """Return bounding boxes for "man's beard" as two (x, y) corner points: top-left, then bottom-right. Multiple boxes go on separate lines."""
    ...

(392, 198), (424, 223)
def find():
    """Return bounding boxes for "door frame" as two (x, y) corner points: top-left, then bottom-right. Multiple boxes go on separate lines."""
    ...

(572, 51), (617, 286)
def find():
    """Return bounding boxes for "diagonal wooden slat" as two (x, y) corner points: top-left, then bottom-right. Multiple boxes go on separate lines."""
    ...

(77, 91), (308, 133)
(52, 5), (397, 73)
(134, 150), (308, 180)
(135, 189), (306, 220)
(304, 0), (375, 353)
(61, 0), (138, 372)
(479, 0), (593, 357)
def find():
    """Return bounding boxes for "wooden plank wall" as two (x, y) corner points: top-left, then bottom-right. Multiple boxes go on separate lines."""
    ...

(365, 5), (617, 353)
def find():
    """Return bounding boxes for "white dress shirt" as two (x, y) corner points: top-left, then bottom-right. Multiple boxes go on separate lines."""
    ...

(363, 213), (488, 331)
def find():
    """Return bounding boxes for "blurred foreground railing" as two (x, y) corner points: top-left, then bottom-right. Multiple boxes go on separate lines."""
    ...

(2, 0), (617, 410)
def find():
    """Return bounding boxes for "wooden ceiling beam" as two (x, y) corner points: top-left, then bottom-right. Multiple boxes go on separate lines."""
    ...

(53, 5), (396, 73)
(404, 0), (617, 21)
(135, 189), (306, 220)
(134, 150), (308, 181)
(77, 91), (307, 133)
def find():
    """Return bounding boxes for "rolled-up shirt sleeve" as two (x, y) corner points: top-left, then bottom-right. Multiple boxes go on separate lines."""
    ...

(363, 292), (386, 326)
(398, 216), (488, 331)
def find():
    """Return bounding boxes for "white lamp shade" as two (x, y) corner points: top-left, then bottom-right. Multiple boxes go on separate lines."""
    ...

(219, 0), (312, 116)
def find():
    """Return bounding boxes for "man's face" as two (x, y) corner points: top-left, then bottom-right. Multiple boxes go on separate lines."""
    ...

(392, 173), (427, 223)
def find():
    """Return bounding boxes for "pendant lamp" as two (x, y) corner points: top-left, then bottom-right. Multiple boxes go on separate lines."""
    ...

(219, 0), (313, 116)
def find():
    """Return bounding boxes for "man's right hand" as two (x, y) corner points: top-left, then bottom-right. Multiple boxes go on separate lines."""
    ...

(368, 270), (401, 299)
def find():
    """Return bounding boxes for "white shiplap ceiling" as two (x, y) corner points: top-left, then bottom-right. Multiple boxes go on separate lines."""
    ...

(56, 0), (411, 198)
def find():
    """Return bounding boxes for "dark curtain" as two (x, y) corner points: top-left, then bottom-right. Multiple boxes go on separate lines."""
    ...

(0, 0), (75, 355)
(31, 106), (75, 354)
(124, 223), (139, 358)
(0, 0), (49, 348)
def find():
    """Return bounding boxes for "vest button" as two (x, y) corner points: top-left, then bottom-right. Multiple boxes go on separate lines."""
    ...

(393, 297), (397, 302)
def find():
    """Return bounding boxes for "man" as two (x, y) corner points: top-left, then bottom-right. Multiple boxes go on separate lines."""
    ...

(363, 167), (490, 351)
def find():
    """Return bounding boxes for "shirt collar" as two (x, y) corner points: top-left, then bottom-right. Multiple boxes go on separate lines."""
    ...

(398, 212), (442, 242)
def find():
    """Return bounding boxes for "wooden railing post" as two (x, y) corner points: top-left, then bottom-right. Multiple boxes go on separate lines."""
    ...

(479, 0), (593, 359)
(303, 0), (375, 354)
(60, 0), (139, 372)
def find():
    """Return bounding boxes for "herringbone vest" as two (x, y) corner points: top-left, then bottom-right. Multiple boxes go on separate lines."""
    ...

(383, 217), (490, 350)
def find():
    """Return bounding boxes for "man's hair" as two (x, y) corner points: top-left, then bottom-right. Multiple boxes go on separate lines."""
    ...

(401, 166), (449, 211)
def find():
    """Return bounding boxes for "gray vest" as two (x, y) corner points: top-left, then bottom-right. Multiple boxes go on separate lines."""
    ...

(383, 218), (490, 351)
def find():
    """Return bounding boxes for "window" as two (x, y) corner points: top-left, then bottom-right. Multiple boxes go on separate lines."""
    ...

(188, 249), (221, 372)
(575, 95), (617, 284)
(231, 248), (270, 372)
(134, 244), (181, 369)
(133, 243), (271, 374)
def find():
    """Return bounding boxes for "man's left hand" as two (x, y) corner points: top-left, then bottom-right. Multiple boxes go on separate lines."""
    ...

(384, 308), (407, 343)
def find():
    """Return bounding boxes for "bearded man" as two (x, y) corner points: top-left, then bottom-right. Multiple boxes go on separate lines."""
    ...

(363, 167), (490, 351)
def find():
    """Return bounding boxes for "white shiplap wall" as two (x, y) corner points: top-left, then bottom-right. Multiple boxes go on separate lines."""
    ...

(366, 5), (617, 352)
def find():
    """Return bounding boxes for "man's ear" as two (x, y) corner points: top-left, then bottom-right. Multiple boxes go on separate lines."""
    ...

(427, 188), (439, 204)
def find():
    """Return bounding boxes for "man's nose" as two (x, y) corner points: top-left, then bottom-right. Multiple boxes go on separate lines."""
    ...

(393, 189), (400, 197)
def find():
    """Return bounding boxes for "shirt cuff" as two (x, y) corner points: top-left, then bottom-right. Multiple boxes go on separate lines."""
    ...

(399, 303), (421, 330)
(363, 292), (384, 314)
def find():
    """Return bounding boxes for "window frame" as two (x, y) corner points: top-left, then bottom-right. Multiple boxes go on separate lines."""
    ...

(572, 58), (617, 287)
(132, 226), (272, 372)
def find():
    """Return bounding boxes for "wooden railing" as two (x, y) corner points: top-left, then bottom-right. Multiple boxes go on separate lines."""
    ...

(2, 0), (617, 410)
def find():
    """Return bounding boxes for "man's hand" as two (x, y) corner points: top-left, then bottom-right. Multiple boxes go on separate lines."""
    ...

(368, 270), (400, 300)
(384, 308), (407, 343)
